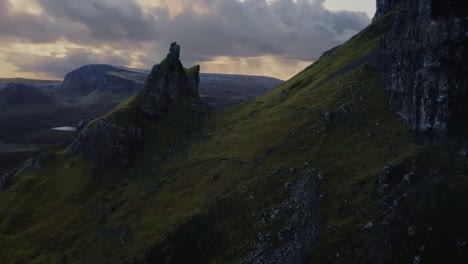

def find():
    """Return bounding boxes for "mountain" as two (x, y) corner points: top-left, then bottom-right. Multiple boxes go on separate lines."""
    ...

(0, 78), (61, 90)
(0, 83), (58, 109)
(53, 64), (145, 105)
(0, 1), (467, 264)
(53, 64), (282, 107)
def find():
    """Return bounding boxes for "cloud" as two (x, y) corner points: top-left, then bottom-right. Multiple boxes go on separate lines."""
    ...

(5, 48), (132, 78)
(157, 0), (370, 61)
(0, 0), (371, 79)
(36, 0), (158, 42)
(0, 0), (62, 42)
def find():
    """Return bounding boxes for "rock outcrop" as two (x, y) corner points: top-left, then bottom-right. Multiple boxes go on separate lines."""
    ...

(134, 42), (200, 117)
(68, 43), (200, 167)
(20, 152), (54, 171)
(373, 0), (399, 21)
(375, 0), (468, 140)
(0, 173), (12, 191)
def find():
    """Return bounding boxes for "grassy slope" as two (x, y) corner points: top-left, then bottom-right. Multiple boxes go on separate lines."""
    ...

(0, 14), (466, 263)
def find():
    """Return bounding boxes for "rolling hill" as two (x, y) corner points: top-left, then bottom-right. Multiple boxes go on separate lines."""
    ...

(0, 83), (58, 109)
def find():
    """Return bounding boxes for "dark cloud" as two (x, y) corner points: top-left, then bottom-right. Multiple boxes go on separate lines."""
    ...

(6, 48), (132, 78)
(36, 0), (158, 41)
(0, 0), (63, 42)
(167, 0), (369, 61)
(0, 0), (371, 78)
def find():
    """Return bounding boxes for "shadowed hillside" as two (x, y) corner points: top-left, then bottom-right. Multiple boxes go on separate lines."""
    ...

(0, 2), (466, 263)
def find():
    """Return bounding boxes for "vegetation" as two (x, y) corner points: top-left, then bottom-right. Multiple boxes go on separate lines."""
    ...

(0, 12), (466, 263)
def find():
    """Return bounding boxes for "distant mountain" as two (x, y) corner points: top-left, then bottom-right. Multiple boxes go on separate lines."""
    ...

(53, 64), (283, 107)
(53, 64), (145, 105)
(0, 83), (57, 108)
(0, 78), (61, 90)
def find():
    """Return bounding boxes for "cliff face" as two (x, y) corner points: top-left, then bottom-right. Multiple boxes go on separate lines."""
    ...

(375, 0), (468, 139)
(373, 0), (399, 21)
(135, 42), (200, 117)
(68, 43), (200, 167)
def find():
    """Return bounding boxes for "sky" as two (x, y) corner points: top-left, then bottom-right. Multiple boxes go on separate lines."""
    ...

(0, 0), (376, 80)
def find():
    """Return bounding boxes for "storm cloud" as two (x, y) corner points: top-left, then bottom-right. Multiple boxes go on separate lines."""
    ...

(0, 0), (372, 79)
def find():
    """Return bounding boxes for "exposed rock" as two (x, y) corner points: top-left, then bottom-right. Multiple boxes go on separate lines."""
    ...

(375, 0), (468, 140)
(136, 42), (199, 117)
(373, 0), (400, 21)
(363, 222), (374, 230)
(20, 151), (54, 171)
(408, 226), (416, 236)
(0, 173), (12, 191)
(68, 120), (143, 168)
(96, 226), (132, 244)
(68, 43), (200, 167)
(241, 170), (322, 264)
(77, 117), (92, 131)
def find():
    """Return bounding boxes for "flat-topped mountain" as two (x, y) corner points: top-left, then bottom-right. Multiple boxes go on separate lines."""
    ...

(53, 64), (145, 104)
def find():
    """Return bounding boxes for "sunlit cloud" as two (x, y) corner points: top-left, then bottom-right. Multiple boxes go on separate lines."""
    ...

(0, 0), (374, 80)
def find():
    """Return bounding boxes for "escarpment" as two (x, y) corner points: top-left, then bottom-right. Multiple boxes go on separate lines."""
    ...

(375, 0), (468, 140)
(68, 43), (201, 167)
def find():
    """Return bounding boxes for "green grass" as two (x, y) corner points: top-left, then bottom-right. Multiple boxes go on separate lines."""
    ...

(0, 12), (466, 263)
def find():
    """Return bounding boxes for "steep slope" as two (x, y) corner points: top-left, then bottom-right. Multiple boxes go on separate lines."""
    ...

(0, 11), (467, 264)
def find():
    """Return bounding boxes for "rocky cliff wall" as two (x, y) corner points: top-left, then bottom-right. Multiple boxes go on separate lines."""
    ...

(375, 0), (468, 140)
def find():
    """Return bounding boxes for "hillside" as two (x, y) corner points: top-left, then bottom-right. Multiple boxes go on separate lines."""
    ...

(0, 65), (281, 176)
(0, 3), (467, 264)
(0, 83), (57, 109)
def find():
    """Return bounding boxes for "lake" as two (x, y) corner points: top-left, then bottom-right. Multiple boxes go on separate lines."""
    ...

(51, 126), (77, 131)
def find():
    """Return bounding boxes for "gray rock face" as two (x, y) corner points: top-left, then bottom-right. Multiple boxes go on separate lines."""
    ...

(68, 120), (143, 167)
(0, 173), (12, 191)
(375, 0), (468, 140)
(68, 43), (200, 167)
(21, 152), (54, 171)
(136, 42), (200, 117)
(374, 0), (399, 21)
(241, 170), (322, 264)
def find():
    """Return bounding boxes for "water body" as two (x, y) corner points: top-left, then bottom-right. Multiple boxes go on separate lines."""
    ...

(51, 126), (77, 132)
